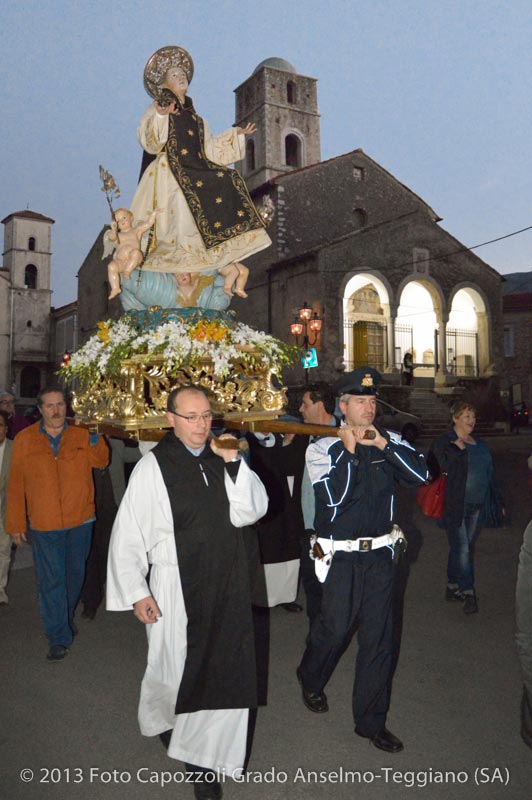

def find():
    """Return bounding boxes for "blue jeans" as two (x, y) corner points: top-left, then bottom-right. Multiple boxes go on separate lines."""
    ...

(446, 504), (481, 592)
(29, 522), (94, 647)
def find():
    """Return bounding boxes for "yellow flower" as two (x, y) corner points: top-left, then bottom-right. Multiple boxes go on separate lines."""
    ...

(181, 148), (188, 155)
(196, 180), (203, 187)
(217, 171), (224, 177)
(215, 197), (222, 204)
(188, 130), (194, 136)
(237, 210), (244, 217)
(214, 221), (222, 228)
(97, 322), (110, 343)
(189, 320), (230, 343)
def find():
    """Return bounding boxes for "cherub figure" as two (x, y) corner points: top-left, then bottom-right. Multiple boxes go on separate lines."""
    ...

(218, 261), (249, 298)
(106, 208), (160, 299)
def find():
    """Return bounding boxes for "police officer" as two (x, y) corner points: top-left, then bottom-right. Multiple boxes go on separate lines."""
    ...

(296, 367), (428, 753)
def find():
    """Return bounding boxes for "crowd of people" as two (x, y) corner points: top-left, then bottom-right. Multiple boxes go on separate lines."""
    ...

(2, 371), (531, 800)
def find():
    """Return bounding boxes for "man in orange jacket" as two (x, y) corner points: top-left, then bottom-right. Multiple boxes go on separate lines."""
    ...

(7, 386), (109, 660)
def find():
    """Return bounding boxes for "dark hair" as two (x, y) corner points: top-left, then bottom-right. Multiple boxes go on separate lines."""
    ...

(37, 385), (67, 407)
(166, 385), (209, 413)
(0, 409), (9, 426)
(305, 382), (336, 415)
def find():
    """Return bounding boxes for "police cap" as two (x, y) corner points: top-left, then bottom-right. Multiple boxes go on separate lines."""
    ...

(336, 366), (381, 396)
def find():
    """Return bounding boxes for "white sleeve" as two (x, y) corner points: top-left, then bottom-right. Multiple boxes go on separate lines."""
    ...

(106, 453), (173, 611)
(224, 459), (268, 528)
(203, 119), (245, 165)
(137, 104), (169, 154)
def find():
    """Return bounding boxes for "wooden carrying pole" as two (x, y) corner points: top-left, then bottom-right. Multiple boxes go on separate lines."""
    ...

(71, 417), (375, 443)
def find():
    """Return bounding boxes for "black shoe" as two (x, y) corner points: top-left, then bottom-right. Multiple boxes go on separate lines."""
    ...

(280, 602), (303, 613)
(355, 726), (404, 753)
(47, 645), (68, 662)
(296, 667), (328, 713)
(192, 777), (223, 800)
(445, 586), (465, 602)
(463, 594), (478, 614)
(81, 606), (97, 620)
(159, 729), (172, 750)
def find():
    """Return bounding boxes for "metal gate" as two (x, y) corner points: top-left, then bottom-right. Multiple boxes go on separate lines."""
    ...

(446, 328), (478, 376)
(394, 323), (414, 370)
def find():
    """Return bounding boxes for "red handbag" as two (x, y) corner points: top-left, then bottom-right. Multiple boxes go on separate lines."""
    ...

(417, 474), (446, 518)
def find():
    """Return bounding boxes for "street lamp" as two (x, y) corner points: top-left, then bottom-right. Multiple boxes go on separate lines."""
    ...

(290, 301), (322, 382)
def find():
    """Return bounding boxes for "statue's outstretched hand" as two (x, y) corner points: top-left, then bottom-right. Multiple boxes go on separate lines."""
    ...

(236, 122), (256, 136)
(153, 100), (177, 115)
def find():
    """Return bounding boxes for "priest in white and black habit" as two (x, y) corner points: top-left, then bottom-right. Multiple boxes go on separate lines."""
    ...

(107, 386), (268, 800)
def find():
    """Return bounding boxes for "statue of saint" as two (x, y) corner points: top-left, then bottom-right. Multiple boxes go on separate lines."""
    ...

(112, 46), (271, 311)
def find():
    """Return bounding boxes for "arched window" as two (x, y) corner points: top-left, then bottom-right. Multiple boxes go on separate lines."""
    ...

(246, 139), (255, 172)
(20, 366), (41, 399)
(287, 81), (297, 104)
(25, 264), (37, 289)
(353, 208), (368, 228)
(28, 237), (36, 251)
(285, 134), (301, 168)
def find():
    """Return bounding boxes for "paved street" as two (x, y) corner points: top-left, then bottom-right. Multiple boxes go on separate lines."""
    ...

(2, 434), (532, 800)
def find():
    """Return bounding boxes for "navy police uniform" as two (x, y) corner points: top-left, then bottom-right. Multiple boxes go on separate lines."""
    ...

(297, 367), (427, 749)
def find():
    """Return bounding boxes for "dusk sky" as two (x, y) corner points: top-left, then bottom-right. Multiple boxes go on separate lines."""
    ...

(2, 0), (532, 308)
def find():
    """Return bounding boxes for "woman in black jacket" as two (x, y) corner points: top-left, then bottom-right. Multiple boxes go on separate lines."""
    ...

(428, 401), (498, 615)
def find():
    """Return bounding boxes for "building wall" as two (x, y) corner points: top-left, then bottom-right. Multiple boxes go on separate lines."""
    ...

(236, 154), (504, 387)
(77, 227), (120, 344)
(502, 292), (532, 407)
(0, 271), (10, 390)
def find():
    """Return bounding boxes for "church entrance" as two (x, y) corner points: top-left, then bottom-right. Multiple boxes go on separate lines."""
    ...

(347, 320), (387, 371)
(396, 282), (438, 382)
(342, 277), (392, 372)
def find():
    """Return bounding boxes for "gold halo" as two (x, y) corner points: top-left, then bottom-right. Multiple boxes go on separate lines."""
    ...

(143, 46), (194, 100)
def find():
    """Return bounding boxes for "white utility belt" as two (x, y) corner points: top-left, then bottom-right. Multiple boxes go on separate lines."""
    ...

(310, 525), (406, 583)
(317, 532), (391, 553)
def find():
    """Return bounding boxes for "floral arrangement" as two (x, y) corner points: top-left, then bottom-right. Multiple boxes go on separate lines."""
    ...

(59, 315), (298, 388)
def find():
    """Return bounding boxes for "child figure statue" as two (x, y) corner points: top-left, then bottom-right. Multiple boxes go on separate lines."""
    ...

(218, 262), (249, 298)
(105, 208), (160, 299)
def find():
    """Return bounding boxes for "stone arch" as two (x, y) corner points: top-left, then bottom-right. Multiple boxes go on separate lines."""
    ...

(246, 138), (256, 172)
(395, 278), (444, 379)
(283, 129), (305, 168)
(25, 264), (38, 289)
(341, 272), (394, 372)
(447, 284), (490, 376)
(286, 80), (297, 104)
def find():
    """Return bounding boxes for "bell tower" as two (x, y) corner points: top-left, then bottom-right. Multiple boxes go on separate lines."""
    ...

(234, 57), (321, 192)
(1, 210), (54, 398)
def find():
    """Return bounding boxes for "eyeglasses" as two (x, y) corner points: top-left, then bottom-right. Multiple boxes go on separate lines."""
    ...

(170, 411), (214, 424)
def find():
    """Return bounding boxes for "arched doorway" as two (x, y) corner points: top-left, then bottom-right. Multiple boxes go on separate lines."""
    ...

(20, 366), (41, 399)
(395, 282), (438, 380)
(342, 275), (392, 371)
(447, 287), (488, 376)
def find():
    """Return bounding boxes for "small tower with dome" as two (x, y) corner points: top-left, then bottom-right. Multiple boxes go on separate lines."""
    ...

(0, 210), (54, 397)
(234, 57), (321, 192)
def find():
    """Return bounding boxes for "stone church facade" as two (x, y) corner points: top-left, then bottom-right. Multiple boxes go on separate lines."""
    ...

(233, 58), (504, 388)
